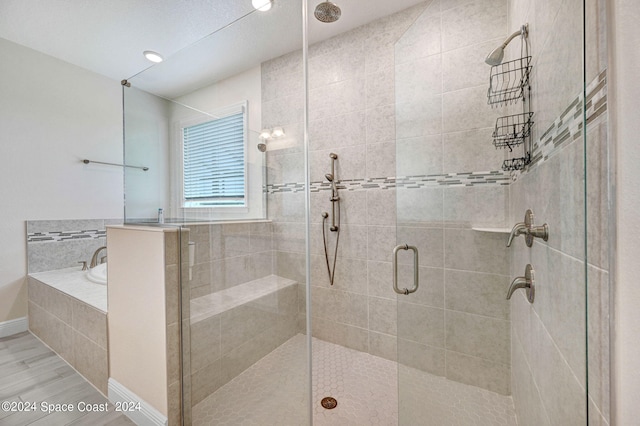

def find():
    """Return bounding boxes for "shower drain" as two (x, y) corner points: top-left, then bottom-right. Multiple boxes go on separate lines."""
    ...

(320, 397), (338, 409)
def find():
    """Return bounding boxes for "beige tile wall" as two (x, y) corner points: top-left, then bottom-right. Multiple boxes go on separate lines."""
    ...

(187, 223), (274, 300)
(28, 277), (108, 395)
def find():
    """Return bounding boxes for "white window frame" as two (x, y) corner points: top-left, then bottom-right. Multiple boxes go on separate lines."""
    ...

(178, 101), (249, 213)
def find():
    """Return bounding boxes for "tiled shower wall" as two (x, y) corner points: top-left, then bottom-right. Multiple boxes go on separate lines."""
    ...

(187, 222), (274, 299)
(264, 0), (515, 394)
(508, 0), (610, 425)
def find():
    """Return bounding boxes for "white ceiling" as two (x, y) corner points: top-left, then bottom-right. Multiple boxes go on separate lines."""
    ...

(0, 0), (425, 98)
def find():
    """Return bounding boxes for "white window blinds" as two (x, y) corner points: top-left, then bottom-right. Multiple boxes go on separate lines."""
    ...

(182, 111), (246, 207)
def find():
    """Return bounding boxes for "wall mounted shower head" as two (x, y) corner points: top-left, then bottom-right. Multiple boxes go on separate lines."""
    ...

(325, 173), (334, 182)
(485, 24), (528, 66)
(485, 47), (505, 66)
(314, 1), (341, 23)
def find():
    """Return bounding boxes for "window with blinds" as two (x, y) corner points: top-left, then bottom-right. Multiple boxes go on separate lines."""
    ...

(182, 110), (246, 207)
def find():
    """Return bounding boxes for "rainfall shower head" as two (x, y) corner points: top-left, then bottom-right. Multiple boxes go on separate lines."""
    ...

(314, 1), (341, 23)
(485, 24), (528, 66)
(325, 173), (334, 182)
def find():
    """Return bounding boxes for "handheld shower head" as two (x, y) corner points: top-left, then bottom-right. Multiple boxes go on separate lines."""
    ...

(314, 1), (341, 23)
(325, 173), (334, 182)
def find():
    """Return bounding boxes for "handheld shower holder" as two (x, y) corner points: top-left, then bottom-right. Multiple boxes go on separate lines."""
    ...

(321, 152), (341, 286)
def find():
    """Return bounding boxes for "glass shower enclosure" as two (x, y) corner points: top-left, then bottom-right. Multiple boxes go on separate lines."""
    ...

(121, 0), (599, 424)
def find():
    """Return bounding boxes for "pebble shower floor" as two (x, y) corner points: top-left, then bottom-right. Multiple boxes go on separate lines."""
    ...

(192, 334), (517, 425)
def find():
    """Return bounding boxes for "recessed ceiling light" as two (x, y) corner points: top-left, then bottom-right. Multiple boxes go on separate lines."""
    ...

(252, 0), (273, 12)
(143, 50), (164, 63)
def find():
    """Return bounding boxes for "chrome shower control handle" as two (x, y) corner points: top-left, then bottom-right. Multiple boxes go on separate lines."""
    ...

(506, 264), (535, 303)
(507, 222), (527, 247)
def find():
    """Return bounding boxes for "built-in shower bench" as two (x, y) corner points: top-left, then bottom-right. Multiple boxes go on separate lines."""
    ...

(188, 274), (299, 405)
(189, 274), (297, 323)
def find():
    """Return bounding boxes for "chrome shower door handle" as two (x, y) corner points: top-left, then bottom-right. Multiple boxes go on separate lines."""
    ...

(393, 244), (419, 295)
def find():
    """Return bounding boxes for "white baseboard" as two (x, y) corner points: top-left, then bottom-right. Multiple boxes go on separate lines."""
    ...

(0, 317), (28, 338)
(108, 378), (167, 426)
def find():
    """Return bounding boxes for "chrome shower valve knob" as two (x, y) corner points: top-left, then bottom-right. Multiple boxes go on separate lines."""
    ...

(506, 209), (549, 247)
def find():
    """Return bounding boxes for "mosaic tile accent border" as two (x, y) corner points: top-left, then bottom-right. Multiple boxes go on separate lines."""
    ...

(529, 69), (607, 168)
(27, 229), (106, 243)
(266, 171), (511, 194)
(26, 219), (120, 273)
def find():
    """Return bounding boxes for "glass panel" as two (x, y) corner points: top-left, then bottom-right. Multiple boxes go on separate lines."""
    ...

(394, 1), (587, 425)
(122, 0), (308, 423)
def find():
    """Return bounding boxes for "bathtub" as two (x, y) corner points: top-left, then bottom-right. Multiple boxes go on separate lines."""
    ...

(29, 266), (107, 312)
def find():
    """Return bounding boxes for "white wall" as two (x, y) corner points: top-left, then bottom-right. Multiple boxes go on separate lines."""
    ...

(0, 38), (123, 323)
(610, 0), (640, 422)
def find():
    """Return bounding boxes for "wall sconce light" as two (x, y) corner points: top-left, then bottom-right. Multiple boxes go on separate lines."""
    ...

(257, 127), (286, 152)
(259, 127), (286, 140)
(259, 129), (272, 140)
(271, 127), (285, 138)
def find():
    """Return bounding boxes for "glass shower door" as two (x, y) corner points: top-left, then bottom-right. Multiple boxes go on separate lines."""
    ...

(394, 0), (588, 425)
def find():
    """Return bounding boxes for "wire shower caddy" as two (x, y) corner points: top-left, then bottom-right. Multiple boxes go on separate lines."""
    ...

(492, 112), (534, 151)
(486, 52), (534, 172)
(501, 155), (531, 172)
(487, 57), (532, 108)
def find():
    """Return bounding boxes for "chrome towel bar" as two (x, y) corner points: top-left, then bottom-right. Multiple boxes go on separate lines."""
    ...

(82, 159), (149, 171)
